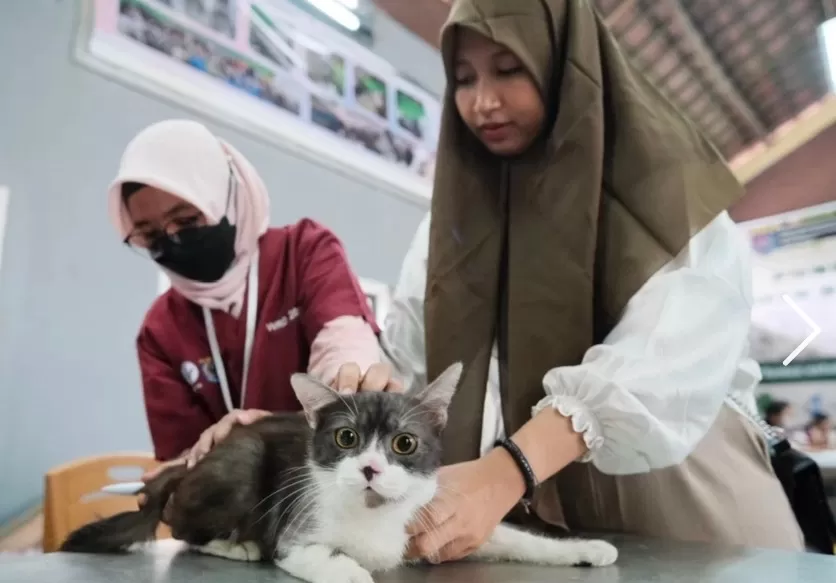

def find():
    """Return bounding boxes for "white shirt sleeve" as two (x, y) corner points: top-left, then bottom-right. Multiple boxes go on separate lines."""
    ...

(534, 211), (757, 474)
(379, 213), (431, 393)
(383, 210), (757, 478)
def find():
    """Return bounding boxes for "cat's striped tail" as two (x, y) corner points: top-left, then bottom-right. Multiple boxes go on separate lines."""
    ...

(59, 464), (187, 553)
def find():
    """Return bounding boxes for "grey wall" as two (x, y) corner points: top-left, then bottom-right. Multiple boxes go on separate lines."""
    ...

(0, 0), (441, 522)
(373, 8), (445, 96)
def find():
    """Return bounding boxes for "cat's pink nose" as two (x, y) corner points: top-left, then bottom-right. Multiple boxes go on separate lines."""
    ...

(361, 465), (380, 482)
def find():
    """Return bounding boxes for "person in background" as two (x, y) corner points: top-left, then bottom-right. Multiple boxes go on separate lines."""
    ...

(803, 413), (834, 450)
(765, 399), (792, 429)
(108, 119), (389, 474)
(375, 0), (802, 560)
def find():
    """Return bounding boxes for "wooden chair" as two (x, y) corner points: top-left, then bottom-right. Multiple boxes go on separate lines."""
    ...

(42, 453), (171, 552)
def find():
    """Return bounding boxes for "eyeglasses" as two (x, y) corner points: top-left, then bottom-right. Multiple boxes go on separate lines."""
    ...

(124, 214), (205, 258)
(123, 159), (237, 259)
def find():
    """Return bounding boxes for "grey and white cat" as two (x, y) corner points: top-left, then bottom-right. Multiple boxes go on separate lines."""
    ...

(60, 363), (617, 582)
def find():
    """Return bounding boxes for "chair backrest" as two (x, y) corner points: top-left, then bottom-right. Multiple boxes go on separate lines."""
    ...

(42, 453), (170, 552)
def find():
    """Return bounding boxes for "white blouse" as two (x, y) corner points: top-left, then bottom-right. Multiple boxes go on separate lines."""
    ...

(380, 211), (761, 475)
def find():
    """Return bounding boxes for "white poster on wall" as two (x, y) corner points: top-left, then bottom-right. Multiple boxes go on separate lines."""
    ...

(739, 201), (836, 382)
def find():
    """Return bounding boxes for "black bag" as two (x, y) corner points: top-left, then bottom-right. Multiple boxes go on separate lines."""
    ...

(769, 436), (836, 554)
(734, 397), (836, 554)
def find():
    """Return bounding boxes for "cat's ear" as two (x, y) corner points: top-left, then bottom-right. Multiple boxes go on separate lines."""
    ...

(412, 362), (463, 427)
(290, 373), (341, 426)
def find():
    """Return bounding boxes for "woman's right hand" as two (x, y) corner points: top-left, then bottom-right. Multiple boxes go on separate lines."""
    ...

(141, 456), (188, 483)
(141, 409), (272, 483)
(137, 409), (271, 512)
(332, 362), (404, 394)
(137, 456), (188, 512)
(185, 409), (273, 468)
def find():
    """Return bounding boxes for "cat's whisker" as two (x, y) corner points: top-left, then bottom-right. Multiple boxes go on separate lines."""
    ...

(253, 478), (315, 526)
(248, 477), (312, 517)
(248, 474), (312, 515)
(397, 401), (420, 420)
(275, 479), (322, 530)
(421, 501), (449, 530)
(273, 490), (306, 545)
(329, 412), (356, 427)
(333, 390), (360, 419)
(262, 477), (316, 513)
(398, 410), (424, 428)
(280, 466), (312, 476)
(281, 489), (321, 543)
(433, 483), (466, 502)
(411, 511), (444, 565)
(271, 487), (319, 548)
(397, 400), (427, 426)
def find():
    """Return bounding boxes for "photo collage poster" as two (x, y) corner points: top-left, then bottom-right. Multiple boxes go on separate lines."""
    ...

(741, 203), (836, 382)
(92, 0), (440, 184)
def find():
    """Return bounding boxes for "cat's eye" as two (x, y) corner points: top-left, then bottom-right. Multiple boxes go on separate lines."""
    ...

(334, 428), (359, 449)
(391, 433), (418, 455)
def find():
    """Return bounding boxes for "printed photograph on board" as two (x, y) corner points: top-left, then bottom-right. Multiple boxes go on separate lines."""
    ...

(309, 99), (416, 171)
(395, 89), (427, 141)
(354, 66), (388, 120)
(250, 3), (296, 48)
(248, 3), (301, 72)
(249, 26), (294, 71)
(117, 0), (301, 114)
(155, 0), (238, 38)
(304, 47), (346, 99)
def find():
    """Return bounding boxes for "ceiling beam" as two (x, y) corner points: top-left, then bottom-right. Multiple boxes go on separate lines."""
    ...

(652, 0), (769, 140)
(730, 95), (836, 184)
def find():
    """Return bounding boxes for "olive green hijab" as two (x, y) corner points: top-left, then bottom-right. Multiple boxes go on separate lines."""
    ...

(424, 0), (743, 484)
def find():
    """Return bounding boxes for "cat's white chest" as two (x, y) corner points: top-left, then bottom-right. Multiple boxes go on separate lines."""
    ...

(314, 506), (411, 571)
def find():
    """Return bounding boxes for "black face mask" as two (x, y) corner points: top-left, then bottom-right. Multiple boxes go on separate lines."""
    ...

(151, 218), (237, 283)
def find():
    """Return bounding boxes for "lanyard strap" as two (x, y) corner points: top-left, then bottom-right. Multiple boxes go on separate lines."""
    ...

(202, 249), (259, 413)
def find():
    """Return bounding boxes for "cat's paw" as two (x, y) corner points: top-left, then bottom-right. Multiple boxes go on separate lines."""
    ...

(315, 557), (375, 583)
(573, 540), (618, 567)
(194, 539), (261, 562)
(279, 545), (376, 583)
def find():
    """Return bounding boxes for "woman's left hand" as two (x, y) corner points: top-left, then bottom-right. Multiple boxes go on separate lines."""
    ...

(404, 451), (525, 563)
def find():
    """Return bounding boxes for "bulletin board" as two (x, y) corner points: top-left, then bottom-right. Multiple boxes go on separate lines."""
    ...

(74, 0), (439, 202)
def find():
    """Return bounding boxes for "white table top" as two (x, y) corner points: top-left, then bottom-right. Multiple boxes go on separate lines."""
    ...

(1, 536), (835, 583)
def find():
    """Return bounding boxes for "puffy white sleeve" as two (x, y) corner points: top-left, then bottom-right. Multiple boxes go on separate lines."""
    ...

(534, 211), (757, 475)
(379, 213), (431, 393)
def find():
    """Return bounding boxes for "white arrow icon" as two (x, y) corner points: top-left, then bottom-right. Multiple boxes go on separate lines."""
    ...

(781, 294), (821, 366)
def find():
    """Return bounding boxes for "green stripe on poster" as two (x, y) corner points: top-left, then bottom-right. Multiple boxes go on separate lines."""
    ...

(759, 359), (836, 383)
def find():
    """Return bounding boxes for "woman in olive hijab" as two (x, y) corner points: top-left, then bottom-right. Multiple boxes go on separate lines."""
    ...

(384, 0), (803, 562)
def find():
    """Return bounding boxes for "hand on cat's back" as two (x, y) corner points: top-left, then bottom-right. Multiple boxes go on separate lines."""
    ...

(404, 451), (526, 564)
(331, 362), (404, 394)
(185, 409), (273, 467)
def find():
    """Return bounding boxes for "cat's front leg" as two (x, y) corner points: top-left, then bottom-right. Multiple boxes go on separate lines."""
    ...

(193, 539), (262, 561)
(471, 524), (618, 567)
(277, 544), (375, 583)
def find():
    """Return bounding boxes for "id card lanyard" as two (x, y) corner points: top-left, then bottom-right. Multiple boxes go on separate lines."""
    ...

(202, 249), (259, 413)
